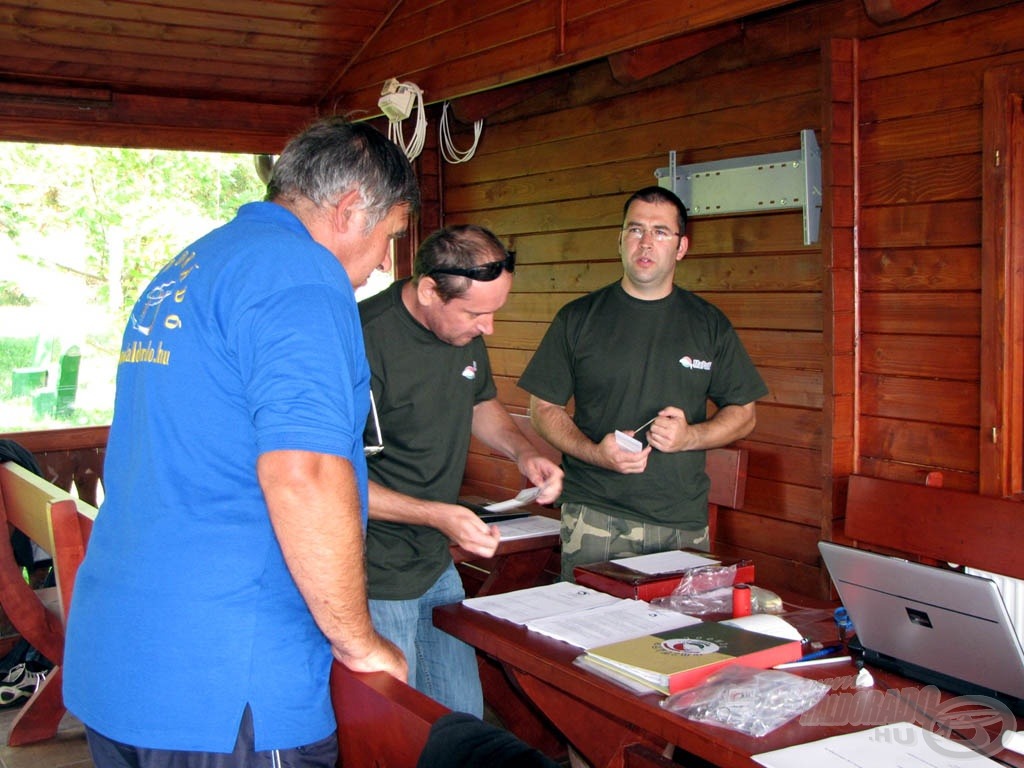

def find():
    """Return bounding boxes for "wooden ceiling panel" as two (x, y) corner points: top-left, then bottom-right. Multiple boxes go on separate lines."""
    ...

(0, 0), (858, 149)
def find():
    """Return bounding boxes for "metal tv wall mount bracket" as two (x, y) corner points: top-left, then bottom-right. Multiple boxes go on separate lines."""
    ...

(654, 128), (822, 245)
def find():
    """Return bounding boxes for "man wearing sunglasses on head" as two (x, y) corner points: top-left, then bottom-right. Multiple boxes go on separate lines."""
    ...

(519, 186), (768, 582)
(358, 224), (563, 716)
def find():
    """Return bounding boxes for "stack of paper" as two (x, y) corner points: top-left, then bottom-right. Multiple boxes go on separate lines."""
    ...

(462, 581), (700, 649)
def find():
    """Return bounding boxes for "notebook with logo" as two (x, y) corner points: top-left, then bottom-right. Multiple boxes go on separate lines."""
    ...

(819, 541), (1024, 712)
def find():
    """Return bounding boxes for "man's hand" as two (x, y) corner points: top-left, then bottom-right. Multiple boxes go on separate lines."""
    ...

(435, 503), (502, 558)
(333, 634), (408, 682)
(594, 432), (651, 473)
(517, 454), (564, 505)
(647, 406), (692, 453)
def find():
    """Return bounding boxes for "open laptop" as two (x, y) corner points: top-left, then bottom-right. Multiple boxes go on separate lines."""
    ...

(819, 541), (1024, 712)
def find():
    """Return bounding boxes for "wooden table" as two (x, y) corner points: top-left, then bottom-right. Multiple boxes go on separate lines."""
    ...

(434, 597), (1024, 768)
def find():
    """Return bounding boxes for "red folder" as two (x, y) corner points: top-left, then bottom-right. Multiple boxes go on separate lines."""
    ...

(573, 552), (754, 601)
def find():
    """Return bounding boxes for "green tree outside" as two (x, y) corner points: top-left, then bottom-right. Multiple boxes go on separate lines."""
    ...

(0, 143), (267, 432)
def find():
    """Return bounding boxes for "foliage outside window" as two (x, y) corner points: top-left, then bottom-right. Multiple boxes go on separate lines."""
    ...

(0, 143), (267, 433)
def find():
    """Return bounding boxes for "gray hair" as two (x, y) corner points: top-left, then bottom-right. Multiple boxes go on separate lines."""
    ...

(267, 117), (420, 230)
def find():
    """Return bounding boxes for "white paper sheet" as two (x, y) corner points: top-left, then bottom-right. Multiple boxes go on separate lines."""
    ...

(494, 514), (561, 541)
(462, 581), (620, 625)
(527, 598), (700, 649)
(752, 722), (1003, 767)
(610, 550), (720, 575)
(484, 486), (541, 512)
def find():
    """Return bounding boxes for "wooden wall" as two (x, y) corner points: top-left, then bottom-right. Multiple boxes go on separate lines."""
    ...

(445, 0), (1024, 598)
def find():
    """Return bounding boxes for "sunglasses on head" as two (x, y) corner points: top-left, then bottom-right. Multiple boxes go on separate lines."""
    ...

(425, 251), (516, 282)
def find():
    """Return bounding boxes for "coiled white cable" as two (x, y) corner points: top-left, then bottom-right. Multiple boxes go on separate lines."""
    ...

(439, 101), (482, 164)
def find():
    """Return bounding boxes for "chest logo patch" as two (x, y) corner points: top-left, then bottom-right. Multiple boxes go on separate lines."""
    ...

(679, 356), (713, 371)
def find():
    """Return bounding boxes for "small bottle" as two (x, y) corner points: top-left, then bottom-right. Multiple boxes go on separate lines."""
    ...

(732, 583), (752, 617)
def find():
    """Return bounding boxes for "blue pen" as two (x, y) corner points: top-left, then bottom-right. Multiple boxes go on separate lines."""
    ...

(799, 644), (843, 662)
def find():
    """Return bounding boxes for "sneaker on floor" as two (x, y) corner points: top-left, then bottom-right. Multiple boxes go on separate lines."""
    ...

(0, 663), (46, 708)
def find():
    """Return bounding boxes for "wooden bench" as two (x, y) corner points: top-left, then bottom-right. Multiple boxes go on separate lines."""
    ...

(842, 474), (1024, 579)
(331, 662), (448, 767)
(0, 460), (96, 746)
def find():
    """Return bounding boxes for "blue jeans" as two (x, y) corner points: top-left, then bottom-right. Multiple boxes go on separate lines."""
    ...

(368, 562), (483, 717)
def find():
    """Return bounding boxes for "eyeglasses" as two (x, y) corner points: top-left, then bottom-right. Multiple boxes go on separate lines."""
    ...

(622, 225), (681, 243)
(364, 391), (383, 457)
(424, 252), (515, 282)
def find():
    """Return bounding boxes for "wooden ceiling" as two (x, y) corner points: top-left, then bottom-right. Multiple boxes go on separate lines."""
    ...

(0, 0), (936, 152)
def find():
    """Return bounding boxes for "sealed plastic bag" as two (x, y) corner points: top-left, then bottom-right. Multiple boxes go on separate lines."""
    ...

(661, 665), (828, 737)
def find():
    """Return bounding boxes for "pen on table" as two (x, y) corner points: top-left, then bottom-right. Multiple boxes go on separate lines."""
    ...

(773, 655), (853, 670)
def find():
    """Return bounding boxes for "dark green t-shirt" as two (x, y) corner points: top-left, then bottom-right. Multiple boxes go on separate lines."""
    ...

(360, 280), (497, 599)
(518, 282), (768, 527)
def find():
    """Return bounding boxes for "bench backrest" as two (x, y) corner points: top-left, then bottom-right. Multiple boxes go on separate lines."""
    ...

(0, 461), (97, 623)
(331, 662), (447, 767)
(844, 474), (1024, 580)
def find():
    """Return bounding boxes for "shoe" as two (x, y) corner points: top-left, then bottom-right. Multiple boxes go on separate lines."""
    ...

(0, 663), (46, 708)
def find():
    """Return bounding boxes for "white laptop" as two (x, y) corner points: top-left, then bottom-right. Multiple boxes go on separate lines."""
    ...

(819, 541), (1024, 711)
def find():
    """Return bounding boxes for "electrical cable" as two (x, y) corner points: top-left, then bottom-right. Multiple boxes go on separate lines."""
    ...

(439, 101), (482, 164)
(385, 82), (426, 162)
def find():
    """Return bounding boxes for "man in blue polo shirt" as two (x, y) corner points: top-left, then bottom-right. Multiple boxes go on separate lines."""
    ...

(63, 118), (420, 768)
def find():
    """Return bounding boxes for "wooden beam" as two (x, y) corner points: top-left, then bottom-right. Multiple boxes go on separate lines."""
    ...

(862, 0), (939, 24)
(608, 23), (743, 84)
(448, 75), (564, 124)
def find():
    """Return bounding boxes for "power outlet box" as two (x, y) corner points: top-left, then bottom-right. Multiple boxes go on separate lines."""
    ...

(379, 90), (415, 121)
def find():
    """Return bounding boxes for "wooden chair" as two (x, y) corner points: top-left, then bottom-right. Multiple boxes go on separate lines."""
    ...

(0, 460), (96, 746)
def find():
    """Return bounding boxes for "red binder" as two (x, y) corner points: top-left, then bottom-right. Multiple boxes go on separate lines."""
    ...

(573, 552), (755, 601)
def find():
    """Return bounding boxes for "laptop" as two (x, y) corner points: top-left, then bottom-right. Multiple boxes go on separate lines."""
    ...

(819, 541), (1024, 712)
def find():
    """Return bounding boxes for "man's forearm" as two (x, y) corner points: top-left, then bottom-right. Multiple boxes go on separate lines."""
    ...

(684, 402), (757, 450)
(258, 450), (387, 663)
(529, 396), (601, 464)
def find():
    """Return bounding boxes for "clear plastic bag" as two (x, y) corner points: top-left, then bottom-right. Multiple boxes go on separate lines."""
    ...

(649, 565), (784, 616)
(661, 665), (829, 737)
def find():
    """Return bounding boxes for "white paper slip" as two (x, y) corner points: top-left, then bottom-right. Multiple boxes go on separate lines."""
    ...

(527, 599), (701, 649)
(720, 613), (803, 641)
(614, 430), (644, 452)
(494, 515), (561, 541)
(462, 581), (620, 625)
(752, 722), (1003, 767)
(484, 486), (541, 513)
(610, 549), (720, 575)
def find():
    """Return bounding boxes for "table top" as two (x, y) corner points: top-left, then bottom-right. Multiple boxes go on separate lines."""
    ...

(435, 594), (1024, 768)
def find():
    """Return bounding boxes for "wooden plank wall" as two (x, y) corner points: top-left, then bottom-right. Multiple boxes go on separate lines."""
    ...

(443, 0), (1024, 598)
(854, 2), (1023, 491)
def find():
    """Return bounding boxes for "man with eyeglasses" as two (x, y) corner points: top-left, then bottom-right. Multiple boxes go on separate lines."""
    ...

(358, 224), (563, 716)
(519, 186), (768, 582)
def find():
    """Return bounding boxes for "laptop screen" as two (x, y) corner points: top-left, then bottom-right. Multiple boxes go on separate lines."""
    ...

(819, 541), (1024, 703)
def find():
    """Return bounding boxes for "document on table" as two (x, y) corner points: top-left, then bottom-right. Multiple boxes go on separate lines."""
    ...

(610, 549), (719, 575)
(527, 598), (701, 649)
(752, 722), (1003, 767)
(463, 581), (620, 625)
(494, 515), (560, 541)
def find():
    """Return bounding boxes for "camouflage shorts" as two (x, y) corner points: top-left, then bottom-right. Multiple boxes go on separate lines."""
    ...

(560, 502), (709, 582)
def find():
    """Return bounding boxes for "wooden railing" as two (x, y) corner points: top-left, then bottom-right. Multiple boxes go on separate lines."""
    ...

(0, 426), (108, 508)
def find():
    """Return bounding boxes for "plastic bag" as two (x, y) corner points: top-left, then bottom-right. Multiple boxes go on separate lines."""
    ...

(661, 665), (829, 737)
(650, 565), (784, 616)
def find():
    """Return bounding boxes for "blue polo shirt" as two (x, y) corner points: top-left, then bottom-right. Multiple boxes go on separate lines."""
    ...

(63, 202), (370, 751)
